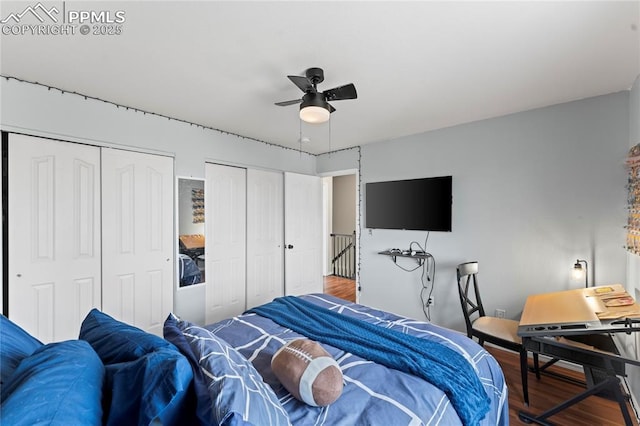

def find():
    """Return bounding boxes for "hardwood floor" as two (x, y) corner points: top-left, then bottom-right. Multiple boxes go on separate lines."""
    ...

(323, 275), (356, 302)
(486, 346), (638, 425)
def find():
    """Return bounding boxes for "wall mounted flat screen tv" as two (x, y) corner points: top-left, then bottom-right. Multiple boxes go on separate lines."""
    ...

(366, 176), (452, 231)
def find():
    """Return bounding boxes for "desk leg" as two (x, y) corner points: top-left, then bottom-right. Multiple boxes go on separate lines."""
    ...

(518, 377), (632, 426)
(529, 357), (586, 387)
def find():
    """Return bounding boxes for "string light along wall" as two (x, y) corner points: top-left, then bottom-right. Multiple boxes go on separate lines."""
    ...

(357, 147), (435, 320)
(4, 74), (365, 291)
(1, 75), (320, 156)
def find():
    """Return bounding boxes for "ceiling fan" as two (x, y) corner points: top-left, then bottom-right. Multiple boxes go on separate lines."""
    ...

(275, 67), (357, 124)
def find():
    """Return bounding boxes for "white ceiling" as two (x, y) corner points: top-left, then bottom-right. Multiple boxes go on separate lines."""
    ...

(1, 1), (639, 154)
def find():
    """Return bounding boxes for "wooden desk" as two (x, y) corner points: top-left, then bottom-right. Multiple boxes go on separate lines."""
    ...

(519, 284), (640, 337)
(517, 285), (640, 425)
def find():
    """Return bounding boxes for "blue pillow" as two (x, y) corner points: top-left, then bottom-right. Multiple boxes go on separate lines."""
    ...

(104, 347), (195, 426)
(164, 314), (290, 426)
(79, 308), (173, 363)
(0, 340), (103, 425)
(0, 314), (43, 391)
(80, 309), (195, 426)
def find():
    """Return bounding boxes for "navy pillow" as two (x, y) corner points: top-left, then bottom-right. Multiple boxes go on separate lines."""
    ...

(0, 340), (103, 425)
(163, 314), (213, 425)
(164, 314), (290, 426)
(0, 314), (43, 391)
(80, 309), (195, 426)
(104, 347), (195, 426)
(79, 308), (173, 363)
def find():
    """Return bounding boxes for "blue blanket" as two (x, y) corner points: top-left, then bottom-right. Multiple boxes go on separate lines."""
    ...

(249, 296), (490, 426)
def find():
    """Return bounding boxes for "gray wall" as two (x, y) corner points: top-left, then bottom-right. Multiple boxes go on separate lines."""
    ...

(332, 175), (356, 235)
(1, 78), (317, 324)
(321, 92), (630, 332)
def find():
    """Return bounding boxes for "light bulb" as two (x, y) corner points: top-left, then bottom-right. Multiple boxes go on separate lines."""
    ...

(300, 106), (330, 124)
(572, 264), (584, 280)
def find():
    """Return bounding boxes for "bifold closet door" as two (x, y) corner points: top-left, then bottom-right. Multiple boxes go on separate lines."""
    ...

(205, 163), (246, 324)
(101, 149), (173, 336)
(246, 169), (284, 309)
(8, 134), (101, 342)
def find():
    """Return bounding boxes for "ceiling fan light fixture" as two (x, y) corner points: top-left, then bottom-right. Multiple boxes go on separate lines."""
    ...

(300, 105), (330, 123)
(276, 68), (355, 124)
(299, 92), (330, 124)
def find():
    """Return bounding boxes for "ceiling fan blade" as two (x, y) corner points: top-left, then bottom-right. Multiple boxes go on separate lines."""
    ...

(275, 99), (302, 107)
(288, 75), (314, 93)
(324, 83), (357, 101)
(328, 103), (336, 113)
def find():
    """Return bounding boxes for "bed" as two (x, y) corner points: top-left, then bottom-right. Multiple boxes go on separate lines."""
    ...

(172, 293), (508, 426)
(1, 294), (508, 426)
(178, 253), (202, 286)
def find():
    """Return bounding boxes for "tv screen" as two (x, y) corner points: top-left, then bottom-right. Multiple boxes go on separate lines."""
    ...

(365, 176), (452, 231)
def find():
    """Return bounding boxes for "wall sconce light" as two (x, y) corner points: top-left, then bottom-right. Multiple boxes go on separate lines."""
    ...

(572, 259), (588, 288)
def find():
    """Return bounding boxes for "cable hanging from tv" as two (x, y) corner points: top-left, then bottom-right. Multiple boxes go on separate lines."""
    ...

(378, 233), (436, 321)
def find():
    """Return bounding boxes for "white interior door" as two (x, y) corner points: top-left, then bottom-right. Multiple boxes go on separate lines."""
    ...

(284, 172), (323, 295)
(8, 134), (101, 342)
(205, 163), (246, 324)
(101, 148), (173, 336)
(246, 169), (284, 309)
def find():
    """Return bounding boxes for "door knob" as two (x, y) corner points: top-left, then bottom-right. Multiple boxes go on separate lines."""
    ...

(286, 244), (294, 249)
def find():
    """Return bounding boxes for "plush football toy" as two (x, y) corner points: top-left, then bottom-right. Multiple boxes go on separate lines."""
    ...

(271, 338), (343, 406)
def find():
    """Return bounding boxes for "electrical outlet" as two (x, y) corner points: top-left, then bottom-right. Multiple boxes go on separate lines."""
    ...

(495, 309), (506, 319)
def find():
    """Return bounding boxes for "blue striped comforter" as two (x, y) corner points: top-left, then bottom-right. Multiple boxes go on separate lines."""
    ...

(205, 294), (508, 426)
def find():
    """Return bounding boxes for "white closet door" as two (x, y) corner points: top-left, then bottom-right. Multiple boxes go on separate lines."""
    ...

(246, 169), (284, 309)
(205, 163), (246, 324)
(101, 149), (173, 336)
(1, 137), (3, 316)
(8, 134), (101, 342)
(284, 172), (323, 296)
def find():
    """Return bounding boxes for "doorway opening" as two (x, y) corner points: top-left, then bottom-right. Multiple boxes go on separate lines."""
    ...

(321, 172), (358, 303)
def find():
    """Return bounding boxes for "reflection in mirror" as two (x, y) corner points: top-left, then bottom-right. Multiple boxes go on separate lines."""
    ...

(178, 178), (205, 287)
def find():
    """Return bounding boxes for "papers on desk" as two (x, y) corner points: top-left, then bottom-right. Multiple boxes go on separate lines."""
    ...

(603, 296), (635, 307)
(590, 285), (640, 319)
(590, 285), (628, 298)
(597, 310), (640, 319)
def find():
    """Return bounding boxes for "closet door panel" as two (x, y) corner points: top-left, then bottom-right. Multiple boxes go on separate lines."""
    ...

(205, 163), (246, 324)
(102, 149), (173, 336)
(246, 169), (283, 309)
(8, 134), (101, 342)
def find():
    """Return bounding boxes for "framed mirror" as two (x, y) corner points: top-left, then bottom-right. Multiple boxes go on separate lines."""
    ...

(177, 178), (205, 287)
